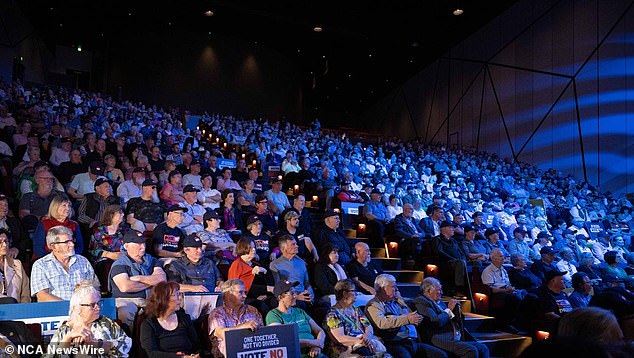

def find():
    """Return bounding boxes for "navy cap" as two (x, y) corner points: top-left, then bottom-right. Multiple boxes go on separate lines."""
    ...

(370, 188), (382, 195)
(142, 179), (157, 187)
(540, 246), (558, 255)
(246, 215), (261, 226)
(123, 230), (146, 244)
(203, 209), (221, 221)
(544, 270), (567, 282)
(273, 280), (299, 296)
(183, 234), (203, 248)
(563, 228), (578, 235)
(94, 177), (112, 189)
(439, 221), (455, 229)
(484, 228), (498, 238)
(324, 209), (339, 219)
(183, 184), (200, 193)
(537, 231), (552, 239)
(464, 225), (477, 233)
(513, 227), (527, 234)
(166, 204), (188, 213)
(90, 161), (105, 175)
(603, 274), (624, 283)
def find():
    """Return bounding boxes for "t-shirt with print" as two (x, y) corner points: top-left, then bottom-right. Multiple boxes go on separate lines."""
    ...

(152, 223), (186, 253)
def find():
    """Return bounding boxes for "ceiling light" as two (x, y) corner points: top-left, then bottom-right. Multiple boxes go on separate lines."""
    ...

(313, 26), (323, 32)
(453, 8), (464, 16)
(205, 10), (214, 17)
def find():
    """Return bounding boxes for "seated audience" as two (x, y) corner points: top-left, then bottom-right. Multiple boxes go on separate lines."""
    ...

(365, 274), (446, 358)
(31, 226), (99, 301)
(196, 209), (236, 262)
(0, 228), (30, 303)
(47, 282), (131, 357)
(323, 279), (387, 357)
(603, 250), (634, 286)
(166, 234), (222, 292)
(313, 244), (347, 305)
(77, 177), (119, 237)
(576, 251), (603, 283)
(179, 184), (205, 235)
(125, 179), (164, 232)
(140, 281), (201, 357)
(414, 277), (489, 358)
(270, 234), (314, 308)
(0, 195), (27, 260)
(116, 167), (147, 207)
(265, 177), (290, 215)
(67, 161), (104, 201)
(153, 205), (187, 259)
(279, 210), (319, 263)
(318, 210), (351, 266)
(108, 230), (166, 330)
(18, 167), (63, 231)
(508, 254), (542, 291)
(216, 189), (242, 238)
(363, 189), (389, 247)
(266, 279), (327, 358)
(483, 228), (510, 259)
(481, 249), (523, 331)
(530, 246), (559, 285)
(555, 247), (578, 288)
(534, 270), (573, 331)
(346, 242), (382, 295)
(433, 221), (468, 297)
(89, 204), (126, 272)
(508, 228), (539, 264)
(198, 172), (222, 209)
(216, 167), (241, 191)
(243, 214), (273, 265)
(208, 279), (263, 358)
(461, 225), (489, 266)
(33, 195), (84, 258)
(393, 203), (424, 259)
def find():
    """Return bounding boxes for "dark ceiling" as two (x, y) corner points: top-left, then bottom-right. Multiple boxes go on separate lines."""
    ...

(15, 0), (518, 119)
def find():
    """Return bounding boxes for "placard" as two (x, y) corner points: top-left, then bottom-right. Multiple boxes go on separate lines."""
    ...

(218, 158), (237, 169)
(226, 323), (300, 358)
(182, 292), (221, 320)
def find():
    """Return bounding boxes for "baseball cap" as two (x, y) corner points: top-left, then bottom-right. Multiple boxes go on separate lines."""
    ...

(273, 280), (299, 296)
(544, 270), (567, 282)
(182, 234), (203, 248)
(142, 179), (157, 187)
(370, 189), (382, 195)
(183, 184), (200, 193)
(166, 204), (188, 213)
(246, 215), (261, 226)
(513, 227), (527, 235)
(132, 167), (146, 174)
(464, 225), (477, 233)
(324, 209), (339, 219)
(540, 246), (558, 255)
(284, 211), (300, 221)
(203, 209), (221, 221)
(122, 230), (146, 244)
(94, 177), (112, 189)
(603, 274), (624, 283)
(537, 231), (552, 239)
(484, 228), (498, 238)
(89, 161), (105, 175)
(439, 221), (455, 229)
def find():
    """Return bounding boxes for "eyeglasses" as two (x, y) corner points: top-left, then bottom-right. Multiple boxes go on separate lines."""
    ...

(80, 301), (102, 309)
(231, 289), (248, 295)
(150, 186), (157, 189)
(53, 239), (75, 246)
(0, 240), (8, 246)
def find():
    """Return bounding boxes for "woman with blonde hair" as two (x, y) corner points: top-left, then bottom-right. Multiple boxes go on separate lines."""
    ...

(32, 195), (83, 258)
(46, 282), (131, 357)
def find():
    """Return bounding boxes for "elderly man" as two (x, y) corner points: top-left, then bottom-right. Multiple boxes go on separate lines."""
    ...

(77, 177), (119, 232)
(534, 270), (573, 331)
(208, 279), (263, 358)
(67, 161), (104, 200)
(318, 210), (352, 266)
(109, 230), (166, 329)
(433, 221), (468, 297)
(265, 177), (291, 215)
(266, 279), (326, 358)
(461, 225), (489, 265)
(126, 179), (164, 232)
(18, 167), (63, 231)
(166, 234), (222, 292)
(270, 235), (314, 308)
(179, 184), (206, 235)
(363, 188), (389, 247)
(152, 205), (187, 259)
(394, 203), (424, 259)
(365, 274), (447, 358)
(346, 242), (383, 295)
(481, 249), (523, 332)
(182, 159), (203, 188)
(31, 226), (99, 302)
(508, 227), (539, 264)
(117, 167), (148, 206)
(556, 247), (578, 287)
(414, 277), (489, 358)
(420, 206), (444, 240)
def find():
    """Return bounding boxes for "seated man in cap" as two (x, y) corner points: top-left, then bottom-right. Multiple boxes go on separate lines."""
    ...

(531, 246), (560, 285)
(461, 225), (489, 266)
(117, 167), (153, 207)
(109, 229), (166, 330)
(77, 177), (120, 237)
(179, 184), (206, 235)
(317, 210), (352, 266)
(152, 205), (187, 260)
(393, 203), (424, 260)
(265, 177), (291, 215)
(508, 227), (540, 265)
(182, 159), (202, 188)
(126, 179), (165, 232)
(363, 188), (389, 247)
(279, 210), (319, 263)
(336, 181), (364, 203)
(270, 234), (315, 309)
(166, 234), (223, 293)
(484, 228), (510, 261)
(67, 160), (104, 201)
(31, 226), (99, 302)
(533, 270), (573, 331)
(433, 221), (468, 297)
(266, 279), (327, 358)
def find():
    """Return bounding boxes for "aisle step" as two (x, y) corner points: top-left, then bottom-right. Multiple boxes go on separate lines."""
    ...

(344, 229), (357, 238)
(346, 237), (368, 248)
(463, 312), (496, 332)
(371, 248), (387, 258)
(372, 257), (401, 270)
(471, 332), (532, 358)
(396, 283), (420, 298)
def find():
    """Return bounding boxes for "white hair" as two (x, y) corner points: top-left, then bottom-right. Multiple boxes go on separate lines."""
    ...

(420, 277), (441, 295)
(68, 281), (100, 321)
(374, 274), (396, 291)
(45, 226), (73, 248)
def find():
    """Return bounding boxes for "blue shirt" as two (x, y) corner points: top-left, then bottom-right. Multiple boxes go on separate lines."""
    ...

(31, 253), (98, 300)
(109, 253), (158, 298)
(365, 201), (388, 221)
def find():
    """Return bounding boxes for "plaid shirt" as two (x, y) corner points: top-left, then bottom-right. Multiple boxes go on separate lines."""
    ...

(208, 304), (262, 358)
(30, 253), (98, 300)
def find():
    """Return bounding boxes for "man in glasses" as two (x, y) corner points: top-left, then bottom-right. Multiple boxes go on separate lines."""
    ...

(126, 179), (164, 232)
(31, 225), (99, 302)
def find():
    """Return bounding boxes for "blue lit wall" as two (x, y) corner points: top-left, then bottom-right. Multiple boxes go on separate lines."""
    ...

(363, 0), (634, 194)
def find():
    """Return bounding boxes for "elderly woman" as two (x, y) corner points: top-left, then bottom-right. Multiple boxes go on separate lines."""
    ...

(33, 195), (84, 258)
(196, 209), (236, 262)
(0, 228), (29, 303)
(266, 280), (326, 358)
(209, 279), (263, 358)
(323, 279), (386, 357)
(313, 244), (347, 305)
(46, 282), (131, 357)
(159, 170), (184, 206)
(140, 281), (201, 358)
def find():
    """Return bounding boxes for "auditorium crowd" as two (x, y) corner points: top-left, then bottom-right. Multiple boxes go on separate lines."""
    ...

(0, 79), (633, 357)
